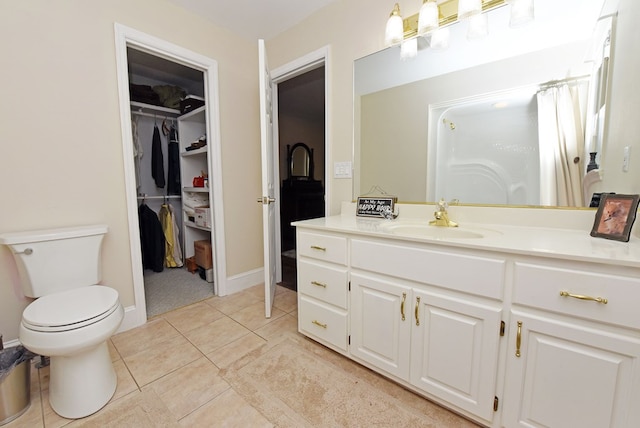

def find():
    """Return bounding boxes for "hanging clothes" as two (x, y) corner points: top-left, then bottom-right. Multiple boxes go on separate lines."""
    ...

(167, 125), (181, 195)
(169, 203), (184, 265)
(138, 203), (165, 272)
(158, 203), (183, 268)
(151, 124), (165, 188)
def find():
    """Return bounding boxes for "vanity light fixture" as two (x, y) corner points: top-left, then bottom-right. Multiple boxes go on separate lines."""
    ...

(385, 0), (534, 56)
(385, 3), (404, 46)
(458, 0), (483, 20)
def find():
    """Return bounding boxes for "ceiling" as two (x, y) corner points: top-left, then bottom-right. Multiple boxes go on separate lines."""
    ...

(167, 0), (339, 41)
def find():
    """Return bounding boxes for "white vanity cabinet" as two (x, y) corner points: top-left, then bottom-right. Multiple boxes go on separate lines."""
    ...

(349, 238), (505, 422)
(296, 230), (349, 353)
(502, 261), (640, 428)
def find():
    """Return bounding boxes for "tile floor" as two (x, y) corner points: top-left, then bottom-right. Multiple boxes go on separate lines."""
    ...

(6, 284), (477, 427)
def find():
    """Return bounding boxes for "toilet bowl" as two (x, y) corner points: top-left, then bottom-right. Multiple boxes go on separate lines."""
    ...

(0, 225), (124, 419)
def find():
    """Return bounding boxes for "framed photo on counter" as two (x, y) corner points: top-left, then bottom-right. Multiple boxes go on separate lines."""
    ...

(590, 194), (640, 242)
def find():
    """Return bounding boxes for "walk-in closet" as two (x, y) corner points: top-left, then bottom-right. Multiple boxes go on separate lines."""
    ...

(127, 47), (215, 317)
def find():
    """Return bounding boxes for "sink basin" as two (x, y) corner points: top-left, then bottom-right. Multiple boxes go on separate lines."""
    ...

(382, 222), (492, 239)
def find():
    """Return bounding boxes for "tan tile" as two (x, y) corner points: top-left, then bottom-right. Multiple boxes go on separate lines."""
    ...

(273, 289), (297, 313)
(111, 318), (180, 358)
(65, 389), (179, 427)
(228, 301), (287, 331)
(254, 313), (299, 341)
(162, 301), (226, 334)
(183, 316), (251, 354)
(205, 289), (262, 315)
(178, 388), (273, 427)
(123, 334), (202, 387)
(145, 356), (230, 419)
(244, 283), (267, 301)
(206, 333), (266, 369)
(111, 359), (139, 400)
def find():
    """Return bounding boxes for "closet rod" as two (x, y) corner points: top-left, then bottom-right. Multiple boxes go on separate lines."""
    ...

(137, 195), (182, 200)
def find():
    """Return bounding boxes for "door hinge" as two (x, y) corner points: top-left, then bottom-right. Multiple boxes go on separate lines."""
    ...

(348, 335), (351, 345)
(500, 321), (505, 337)
(494, 396), (499, 412)
(348, 281), (351, 291)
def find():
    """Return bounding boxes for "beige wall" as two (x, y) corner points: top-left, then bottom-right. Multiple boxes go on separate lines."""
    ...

(0, 0), (262, 342)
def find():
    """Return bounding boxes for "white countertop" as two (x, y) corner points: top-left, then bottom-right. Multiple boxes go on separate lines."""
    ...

(293, 214), (640, 269)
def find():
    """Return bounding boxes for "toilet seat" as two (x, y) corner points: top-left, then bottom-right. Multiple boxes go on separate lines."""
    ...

(22, 286), (120, 332)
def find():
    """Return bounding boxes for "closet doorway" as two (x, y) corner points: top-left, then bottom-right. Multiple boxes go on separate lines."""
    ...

(273, 52), (328, 292)
(115, 24), (227, 325)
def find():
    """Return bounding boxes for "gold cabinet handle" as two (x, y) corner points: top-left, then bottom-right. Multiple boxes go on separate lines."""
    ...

(312, 320), (327, 329)
(415, 296), (421, 326)
(515, 321), (522, 357)
(311, 281), (327, 288)
(400, 292), (406, 321)
(560, 291), (608, 304)
(310, 245), (326, 251)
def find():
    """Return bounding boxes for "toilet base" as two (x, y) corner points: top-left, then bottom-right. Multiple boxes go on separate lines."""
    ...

(48, 341), (117, 419)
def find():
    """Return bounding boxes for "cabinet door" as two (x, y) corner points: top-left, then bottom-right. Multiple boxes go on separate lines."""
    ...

(503, 311), (640, 428)
(410, 289), (502, 422)
(350, 273), (411, 380)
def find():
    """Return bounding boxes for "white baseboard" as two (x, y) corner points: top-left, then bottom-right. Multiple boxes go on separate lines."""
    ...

(224, 268), (264, 296)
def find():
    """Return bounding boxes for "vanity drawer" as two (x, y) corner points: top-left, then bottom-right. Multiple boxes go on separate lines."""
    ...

(297, 230), (347, 265)
(298, 295), (348, 352)
(298, 259), (348, 309)
(513, 262), (640, 330)
(351, 239), (505, 300)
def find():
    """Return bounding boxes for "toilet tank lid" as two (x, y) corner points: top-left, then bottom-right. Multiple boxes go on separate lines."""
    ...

(0, 224), (108, 245)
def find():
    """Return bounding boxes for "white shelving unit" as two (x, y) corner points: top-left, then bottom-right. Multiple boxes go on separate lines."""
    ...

(179, 105), (214, 279)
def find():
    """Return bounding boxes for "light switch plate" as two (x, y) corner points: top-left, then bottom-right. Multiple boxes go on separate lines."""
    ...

(334, 161), (352, 178)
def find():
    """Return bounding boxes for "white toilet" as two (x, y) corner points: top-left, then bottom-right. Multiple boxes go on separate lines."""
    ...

(0, 224), (124, 419)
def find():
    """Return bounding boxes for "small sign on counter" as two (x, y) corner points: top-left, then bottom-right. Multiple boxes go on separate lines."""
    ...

(356, 196), (397, 218)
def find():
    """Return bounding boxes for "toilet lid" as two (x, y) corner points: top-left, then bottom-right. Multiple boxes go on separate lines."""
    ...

(22, 286), (120, 332)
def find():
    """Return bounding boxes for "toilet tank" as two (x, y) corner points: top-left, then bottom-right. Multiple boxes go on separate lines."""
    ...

(0, 225), (108, 298)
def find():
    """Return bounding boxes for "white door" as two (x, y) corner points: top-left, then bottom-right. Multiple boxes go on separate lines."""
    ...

(258, 39), (277, 318)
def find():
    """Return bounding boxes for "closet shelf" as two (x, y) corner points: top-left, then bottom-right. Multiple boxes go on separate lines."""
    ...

(181, 147), (207, 157)
(184, 220), (211, 232)
(130, 101), (181, 117)
(183, 187), (209, 193)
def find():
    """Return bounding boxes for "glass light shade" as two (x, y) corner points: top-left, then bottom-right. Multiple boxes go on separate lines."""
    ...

(418, 1), (439, 35)
(385, 4), (404, 45)
(467, 12), (488, 40)
(458, 0), (482, 20)
(509, 0), (534, 27)
(430, 27), (450, 50)
(400, 38), (418, 60)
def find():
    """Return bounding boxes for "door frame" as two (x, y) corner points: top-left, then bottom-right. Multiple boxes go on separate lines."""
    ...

(114, 23), (227, 327)
(270, 46), (331, 281)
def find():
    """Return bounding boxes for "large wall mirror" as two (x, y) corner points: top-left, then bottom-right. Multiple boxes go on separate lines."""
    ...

(354, 0), (623, 208)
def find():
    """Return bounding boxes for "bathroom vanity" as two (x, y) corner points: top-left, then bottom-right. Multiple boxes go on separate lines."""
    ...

(293, 204), (640, 428)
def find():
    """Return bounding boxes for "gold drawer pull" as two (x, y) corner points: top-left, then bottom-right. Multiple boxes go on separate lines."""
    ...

(312, 320), (327, 329)
(515, 321), (522, 358)
(400, 292), (406, 321)
(311, 281), (327, 288)
(415, 296), (421, 326)
(560, 291), (608, 305)
(310, 245), (326, 251)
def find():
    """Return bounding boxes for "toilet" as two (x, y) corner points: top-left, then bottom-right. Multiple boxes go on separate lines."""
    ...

(0, 224), (124, 419)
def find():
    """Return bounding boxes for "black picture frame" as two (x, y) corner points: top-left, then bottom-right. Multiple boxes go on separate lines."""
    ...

(590, 194), (640, 242)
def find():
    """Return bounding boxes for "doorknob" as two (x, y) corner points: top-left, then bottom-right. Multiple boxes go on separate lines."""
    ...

(257, 196), (276, 205)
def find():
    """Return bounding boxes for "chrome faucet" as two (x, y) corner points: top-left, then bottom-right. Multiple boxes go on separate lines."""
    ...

(429, 199), (458, 227)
